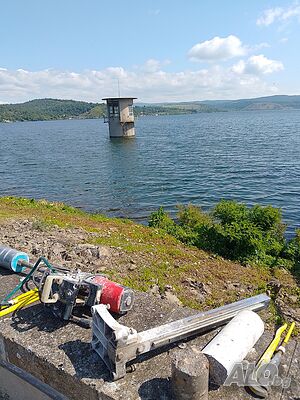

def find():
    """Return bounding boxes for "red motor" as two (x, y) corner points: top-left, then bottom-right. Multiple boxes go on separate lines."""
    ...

(86, 275), (134, 314)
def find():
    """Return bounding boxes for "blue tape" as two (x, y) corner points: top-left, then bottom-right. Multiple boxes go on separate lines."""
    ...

(11, 253), (29, 273)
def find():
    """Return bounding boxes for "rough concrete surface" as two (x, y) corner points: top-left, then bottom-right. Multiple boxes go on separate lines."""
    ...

(0, 220), (299, 399)
(0, 359), (66, 400)
(0, 271), (299, 400)
(171, 346), (209, 400)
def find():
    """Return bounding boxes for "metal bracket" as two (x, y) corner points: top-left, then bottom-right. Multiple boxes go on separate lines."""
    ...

(92, 293), (270, 380)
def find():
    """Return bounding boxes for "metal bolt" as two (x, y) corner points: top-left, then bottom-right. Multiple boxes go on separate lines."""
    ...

(126, 364), (136, 373)
(125, 297), (132, 306)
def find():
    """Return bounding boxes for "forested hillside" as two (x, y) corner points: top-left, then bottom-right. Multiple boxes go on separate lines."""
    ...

(1, 95), (300, 123)
(0, 99), (106, 122)
(199, 95), (300, 111)
(0, 98), (218, 122)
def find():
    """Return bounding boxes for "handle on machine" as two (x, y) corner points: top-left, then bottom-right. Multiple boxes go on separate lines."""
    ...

(40, 275), (62, 303)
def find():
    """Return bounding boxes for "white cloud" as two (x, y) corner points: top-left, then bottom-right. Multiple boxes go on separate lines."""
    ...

(148, 9), (160, 16)
(0, 58), (285, 104)
(257, 3), (300, 26)
(188, 35), (246, 62)
(252, 42), (270, 50)
(232, 55), (284, 75)
(141, 59), (170, 73)
(257, 7), (283, 26)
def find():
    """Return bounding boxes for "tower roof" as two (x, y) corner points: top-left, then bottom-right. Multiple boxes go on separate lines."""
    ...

(102, 97), (137, 101)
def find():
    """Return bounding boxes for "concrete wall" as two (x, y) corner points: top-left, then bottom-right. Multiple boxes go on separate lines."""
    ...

(106, 99), (135, 137)
(119, 99), (134, 124)
(0, 360), (67, 400)
(108, 117), (124, 137)
(122, 122), (135, 137)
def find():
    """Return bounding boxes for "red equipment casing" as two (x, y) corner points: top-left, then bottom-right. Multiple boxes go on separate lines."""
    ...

(88, 275), (134, 314)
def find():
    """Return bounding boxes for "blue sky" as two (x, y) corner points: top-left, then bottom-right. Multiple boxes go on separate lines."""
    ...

(0, 0), (299, 103)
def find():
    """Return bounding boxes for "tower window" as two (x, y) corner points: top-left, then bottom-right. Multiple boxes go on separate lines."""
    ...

(109, 104), (119, 117)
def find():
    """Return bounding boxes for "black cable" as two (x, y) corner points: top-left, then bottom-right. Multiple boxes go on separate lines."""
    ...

(279, 340), (298, 399)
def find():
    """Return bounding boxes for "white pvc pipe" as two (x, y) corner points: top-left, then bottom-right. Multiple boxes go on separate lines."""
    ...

(202, 309), (264, 385)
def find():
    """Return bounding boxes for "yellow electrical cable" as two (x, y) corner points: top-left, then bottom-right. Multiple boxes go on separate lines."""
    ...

(2, 289), (37, 306)
(0, 293), (39, 316)
(256, 323), (287, 368)
(282, 322), (295, 346)
(248, 322), (296, 397)
(0, 289), (39, 317)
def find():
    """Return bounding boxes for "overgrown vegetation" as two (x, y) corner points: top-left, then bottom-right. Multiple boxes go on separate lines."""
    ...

(149, 201), (300, 274)
(0, 196), (298, 322)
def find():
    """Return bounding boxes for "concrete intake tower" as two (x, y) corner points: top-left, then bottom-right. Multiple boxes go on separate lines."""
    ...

(103, 97), (137, 138)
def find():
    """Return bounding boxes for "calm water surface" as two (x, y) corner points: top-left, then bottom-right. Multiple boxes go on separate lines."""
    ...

(0, 111), (299, 236)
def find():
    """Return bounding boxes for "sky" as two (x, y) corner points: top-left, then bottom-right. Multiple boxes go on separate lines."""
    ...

(0, 0), (300, 103)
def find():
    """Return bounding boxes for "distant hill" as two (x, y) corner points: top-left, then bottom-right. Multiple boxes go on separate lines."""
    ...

(197, 95), (300, 111)
(1, 95), (300, 123)
(0, 98), (220, 122)
(134, 102), (220, 116)
(137, 95), (300, 114)
(0, 99), (106, 122)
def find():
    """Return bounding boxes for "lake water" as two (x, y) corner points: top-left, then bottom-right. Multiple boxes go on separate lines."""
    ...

(0, 111), (300, 236)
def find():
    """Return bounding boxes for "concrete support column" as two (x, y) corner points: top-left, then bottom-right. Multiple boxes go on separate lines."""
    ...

(171, 346), (209, 400)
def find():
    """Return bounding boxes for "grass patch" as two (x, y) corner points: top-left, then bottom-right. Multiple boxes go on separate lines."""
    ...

(0, 196), (299, 318)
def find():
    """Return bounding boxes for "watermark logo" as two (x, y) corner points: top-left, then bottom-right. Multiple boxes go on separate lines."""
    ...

(224, 362), (291, 389)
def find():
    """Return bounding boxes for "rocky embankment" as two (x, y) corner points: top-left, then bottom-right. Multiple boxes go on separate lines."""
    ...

(0, 196), (299, 326)
(0, 205), (299, 327)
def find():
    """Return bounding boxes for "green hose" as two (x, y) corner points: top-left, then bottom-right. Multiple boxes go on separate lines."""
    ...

(0, 257), (55, 306)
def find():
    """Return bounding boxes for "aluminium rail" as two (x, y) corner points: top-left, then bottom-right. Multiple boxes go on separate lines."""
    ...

(92, 293), (270, 380)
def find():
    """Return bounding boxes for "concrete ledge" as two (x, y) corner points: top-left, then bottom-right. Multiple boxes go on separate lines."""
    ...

(0, 359), (67, 400)
(0, 272), (299, 399)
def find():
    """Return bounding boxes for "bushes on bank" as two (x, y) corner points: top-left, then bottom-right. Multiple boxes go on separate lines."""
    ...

(149, 200), (298, 270)
(284, 229), (300, 274)
(148, 206), (197, 245)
